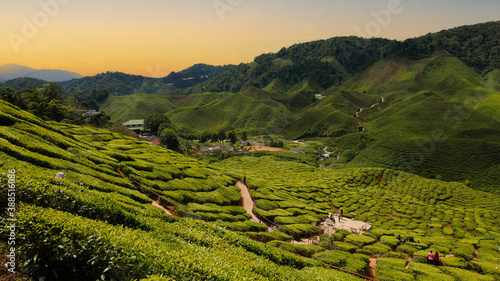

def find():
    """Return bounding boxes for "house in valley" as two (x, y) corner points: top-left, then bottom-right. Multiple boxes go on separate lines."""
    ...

(122, 119), (145, 133)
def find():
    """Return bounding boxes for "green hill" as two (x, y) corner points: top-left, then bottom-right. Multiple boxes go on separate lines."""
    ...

(100, 93), (175, 124)
(0, 99), (367, 280)
(1, 98), (500, 280)
(306, 54), (500, 193)
(0, 77), (48, 91)
(167, 87), (294, 135)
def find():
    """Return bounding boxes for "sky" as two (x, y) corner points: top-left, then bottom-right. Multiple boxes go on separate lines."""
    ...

(1, 0), (499, 77)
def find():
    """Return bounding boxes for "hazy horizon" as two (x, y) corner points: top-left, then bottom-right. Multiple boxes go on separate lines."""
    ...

(2, 0), (499, 78)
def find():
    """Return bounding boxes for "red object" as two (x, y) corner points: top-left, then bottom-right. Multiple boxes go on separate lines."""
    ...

(151, 139), (161, 145)
(434, 252), (440, 261)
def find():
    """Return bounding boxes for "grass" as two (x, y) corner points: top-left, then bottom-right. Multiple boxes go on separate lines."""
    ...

(100, 93), (175, 123)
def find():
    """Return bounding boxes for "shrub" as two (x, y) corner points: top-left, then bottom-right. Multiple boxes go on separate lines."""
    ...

(256, 199), (279, 210)
(362, 231), (378, 240)
(332, 242), (357, 253)
(452, 243), (476, 261)
(415, 273), (455, 281)
(396, 244), (418, 255)
(356, 248), (375, 256)
(267, 241), (325, 258)
(345, 234), (376, 247)
(380, 235), (401, 249)
(365, 242), (392, 255)
(441, 267), (495, 281)
(333, 229), (351, 241)
(384, 251), (409, 259)
(313, 250), (370, 275)
(440, 257), (470, 269)
(471, 261), (500, 278)
(344, 255), (371, 276)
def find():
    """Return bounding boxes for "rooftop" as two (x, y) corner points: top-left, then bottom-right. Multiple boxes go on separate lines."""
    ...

(122, 119), (145, 126)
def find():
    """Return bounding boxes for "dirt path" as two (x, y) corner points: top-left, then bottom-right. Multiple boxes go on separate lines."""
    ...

(244, 146), (288, 152)
(356, 96), (384, 118)
(152, 200), (173, 215)
(473, 249), (479, 261)
(236, 181), (260, 223)
(369, 258), (377, 277)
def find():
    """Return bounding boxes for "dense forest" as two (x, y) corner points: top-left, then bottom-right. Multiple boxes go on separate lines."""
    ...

(181, 21), (500, 95)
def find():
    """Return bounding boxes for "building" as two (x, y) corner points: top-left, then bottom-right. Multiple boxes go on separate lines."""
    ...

(122, 119), (145, 132)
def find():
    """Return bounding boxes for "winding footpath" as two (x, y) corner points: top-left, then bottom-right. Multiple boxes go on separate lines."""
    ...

(236, 181), (260, 223)
(356, 96), (385, 118)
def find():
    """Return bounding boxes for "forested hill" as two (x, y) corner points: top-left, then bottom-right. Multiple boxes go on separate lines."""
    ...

(399, 21), (500, 72)
(161, 63), (236, 89)
(61, 64), (236, 96)
(181, 21), (500, 96)
(182, 37), (401, 95)
(61, 72), (172, 96)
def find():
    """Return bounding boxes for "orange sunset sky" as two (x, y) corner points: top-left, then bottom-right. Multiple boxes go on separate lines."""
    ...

(1, 0), (499, 77)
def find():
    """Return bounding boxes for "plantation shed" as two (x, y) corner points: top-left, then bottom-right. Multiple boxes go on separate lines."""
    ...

(122, 119), (145, 132)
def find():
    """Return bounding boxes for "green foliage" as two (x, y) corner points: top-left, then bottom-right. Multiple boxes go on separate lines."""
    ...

(267, 241), (325, 258)
(375, 257), (413, 281)
(452, 243), (476, 261)
(441, 257), (471, 269)
(160, 128), (179, 150)
(396, 244), (418, 255)
(441, 267), (496, 281)
(313, 250), (370, 276)
(145, 113), (172, 135)
(332, 242), (357, 253)
(409, 263), (455, 281)
(380, 235), (401, 250)
(344, 234), (376, 247)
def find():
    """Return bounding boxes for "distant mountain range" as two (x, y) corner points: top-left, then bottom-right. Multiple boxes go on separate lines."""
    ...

(61, 64), (236, 96)
(0, 63), (237, 95)
(0, 63), (83, 82)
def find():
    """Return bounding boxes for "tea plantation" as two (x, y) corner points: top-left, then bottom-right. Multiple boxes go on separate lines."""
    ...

(1, 99), (500, 280)
(214, 156), (500, 280)
(0, 100), (362, 280)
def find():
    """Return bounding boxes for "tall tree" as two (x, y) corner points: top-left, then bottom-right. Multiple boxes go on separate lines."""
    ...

(218, 129), (227, 143)
(241, 131), (248, 142)
(160, 128), (180, 150)
(228, 131), (237, 144)
(145, 113), (171, 135)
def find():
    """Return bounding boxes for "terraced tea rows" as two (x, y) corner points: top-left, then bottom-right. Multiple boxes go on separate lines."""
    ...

(0, 100), (365, 280)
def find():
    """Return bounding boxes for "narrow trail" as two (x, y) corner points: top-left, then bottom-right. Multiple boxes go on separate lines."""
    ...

(236, 181), (260, 223)
(152, 200), (173, 215)
(356, 96), (384, 118)
(369, 258), (377, 277)
(118, 168), (175, 216)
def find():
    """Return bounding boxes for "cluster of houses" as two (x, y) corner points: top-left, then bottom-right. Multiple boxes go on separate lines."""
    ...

(196, 144), (248, 154)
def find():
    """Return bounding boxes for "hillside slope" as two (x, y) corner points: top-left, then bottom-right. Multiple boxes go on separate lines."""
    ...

(0, 99), (364, 280)
(167, 87), (295, 135)
(100, 93), (175, 124)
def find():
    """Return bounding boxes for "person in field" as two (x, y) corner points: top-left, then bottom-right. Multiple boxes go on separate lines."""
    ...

(433, 251), (440, 266)
(427, 251), (434, 264)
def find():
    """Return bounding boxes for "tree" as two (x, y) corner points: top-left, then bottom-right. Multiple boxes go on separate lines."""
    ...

(200, 132), (212, 143)
(218, 129), (226, 143)
(0, 87), (26, 109)
(145, 113), (171, 135)
(160, 129), (179, 150)
(157, 122), (174, 137)
(228, 131), (237, 144)
(41, 83), (64, 102)
(210, 133), (218, 143)
(241, 131), (248, 142)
